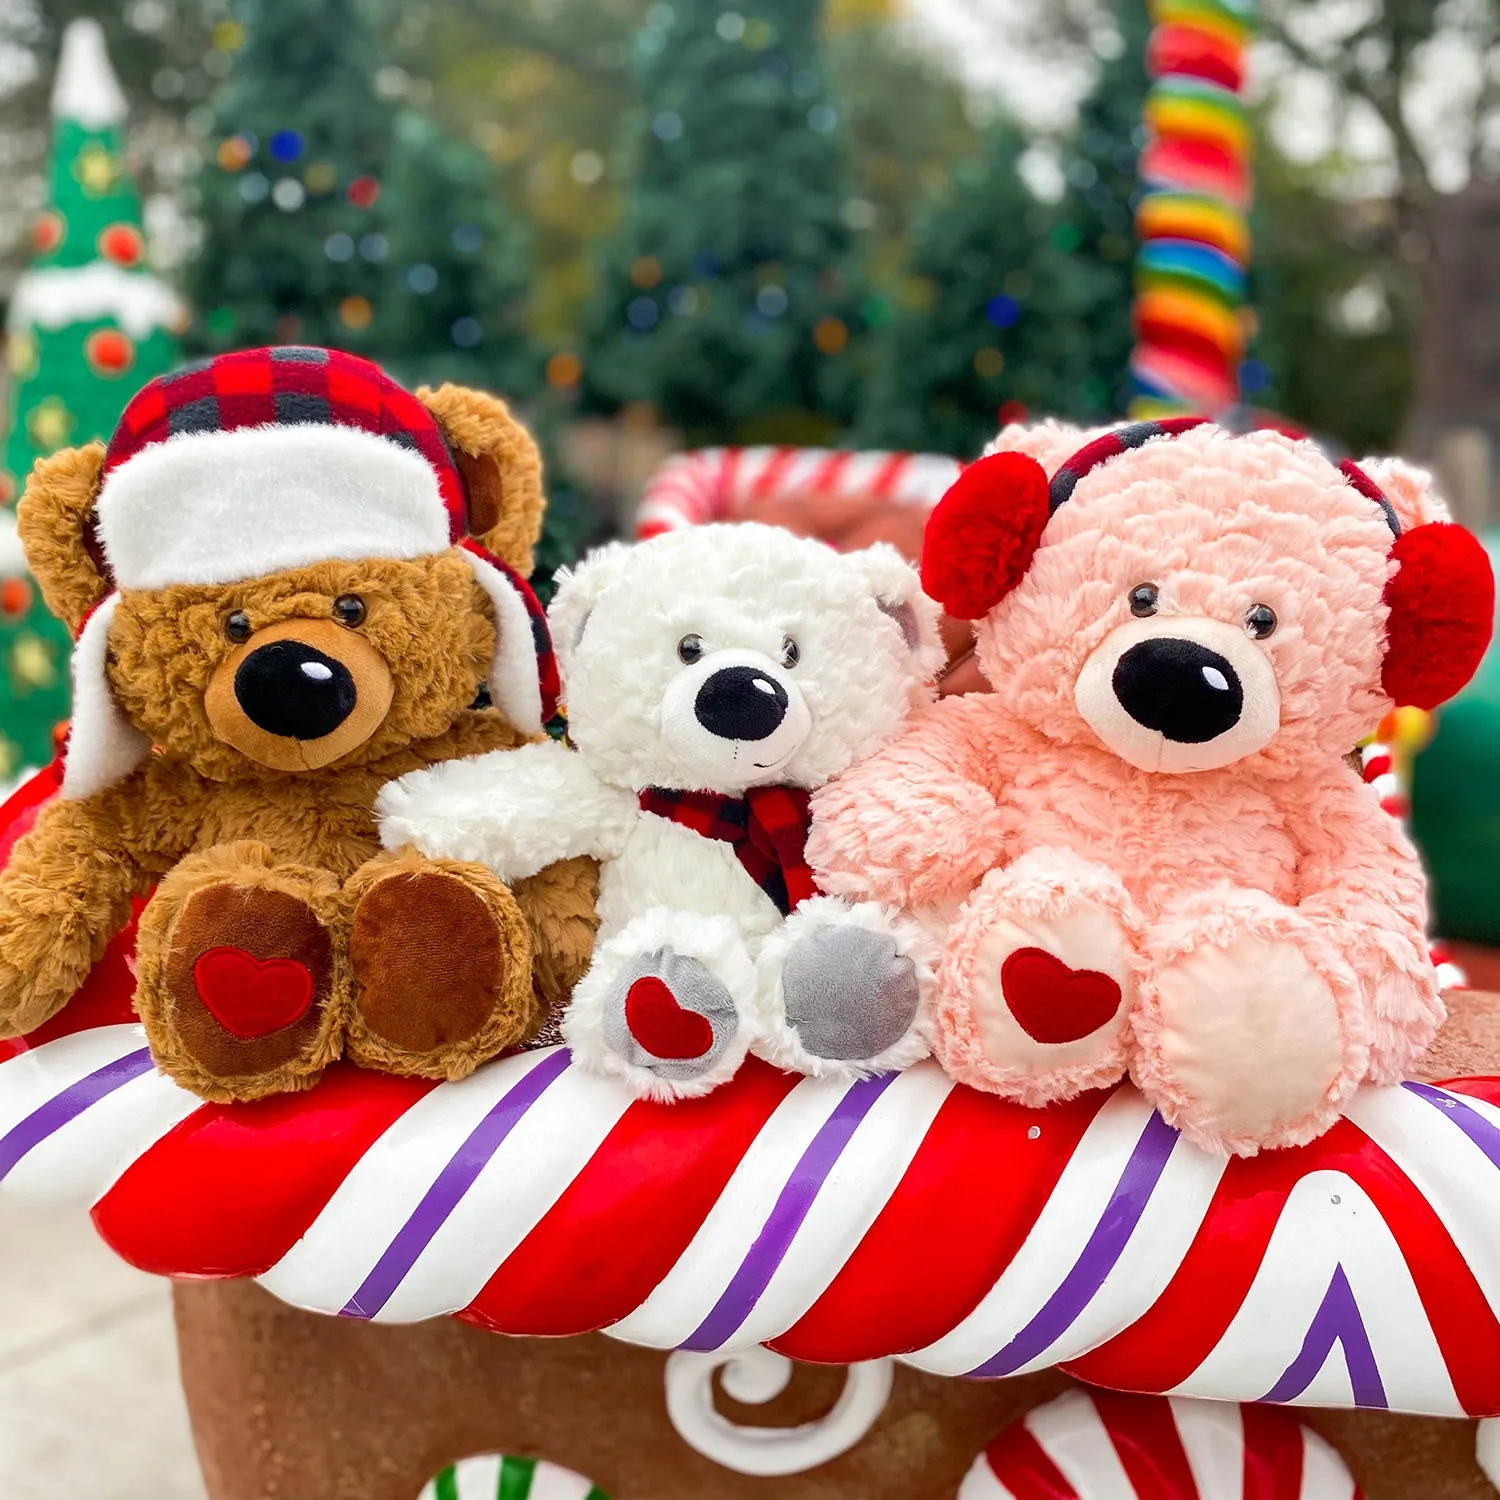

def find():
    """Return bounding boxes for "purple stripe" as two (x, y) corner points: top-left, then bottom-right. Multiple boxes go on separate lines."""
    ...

(0, 1046), (155, 1183)
(1405, 1081), (1500, 1169)
(965, 1108), (1179, 1378)
(683, 1071), (896, 1352)
(1262, 1263), (1387, 1408)
(340, 1048), (571, 1320)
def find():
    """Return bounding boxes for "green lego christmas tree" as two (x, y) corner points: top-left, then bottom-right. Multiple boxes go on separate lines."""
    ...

(578, 0), (870, 445)
(0, 18), (181, 784)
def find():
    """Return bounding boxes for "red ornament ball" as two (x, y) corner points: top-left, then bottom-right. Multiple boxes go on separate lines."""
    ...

(348, 175), (380, 209)
(0, 576), (32, 618)
(97, 223), (145, 267)
(85, 328), (136, 376)
(32, 211), (64, 254)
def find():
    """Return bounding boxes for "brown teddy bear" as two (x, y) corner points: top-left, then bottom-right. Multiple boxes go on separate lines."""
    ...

(0, 345), (598, 1102)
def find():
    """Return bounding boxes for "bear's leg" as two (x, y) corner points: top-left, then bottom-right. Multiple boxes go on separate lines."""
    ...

(344, 848), (538, 1080)
(133, 841), (348, 1102)
(564, 909), (757, 1099)
(934, 847), (1140, 1107)
(1131, 887), (1368, 1155)
(753, 896), (933, 1080)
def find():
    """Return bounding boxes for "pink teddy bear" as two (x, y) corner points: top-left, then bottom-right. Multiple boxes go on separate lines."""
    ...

(808, 418), (1494, 1155)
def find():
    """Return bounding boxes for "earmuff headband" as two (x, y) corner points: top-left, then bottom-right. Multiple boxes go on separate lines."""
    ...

(1049, 418), (1401, 539)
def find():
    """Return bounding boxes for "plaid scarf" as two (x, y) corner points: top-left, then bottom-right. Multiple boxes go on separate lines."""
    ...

(638, 785), (820, 917)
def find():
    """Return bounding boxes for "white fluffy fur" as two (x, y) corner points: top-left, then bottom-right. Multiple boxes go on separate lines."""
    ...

(460, 550), (546, 737)
(380, 522), (945, 1094)
(562, 908), (757, 1100)
(96, 424), (451, 589)
(61, 593), (151, 799)
(752, 896), (937, 1081)
(377, 738), (637, 882)
(0, 508), (25, 578)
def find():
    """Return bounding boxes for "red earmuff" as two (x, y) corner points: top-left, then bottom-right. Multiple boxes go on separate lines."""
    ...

(1382, 521), (1494, 710)
(920, 451), (1050, 621)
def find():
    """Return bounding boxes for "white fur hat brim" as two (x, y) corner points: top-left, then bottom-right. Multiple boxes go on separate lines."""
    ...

(61, 593), (151, 800)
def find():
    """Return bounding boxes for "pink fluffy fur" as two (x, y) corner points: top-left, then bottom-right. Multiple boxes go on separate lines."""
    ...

(808, 423), (1452, 1156)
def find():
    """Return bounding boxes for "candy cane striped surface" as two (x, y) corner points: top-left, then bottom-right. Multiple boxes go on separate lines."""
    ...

(420, 1455), (605, 1500)
(960, 1388), (1360, 1499)
(6, 1006), (1500, 1418)
(634, 446), (963, 538)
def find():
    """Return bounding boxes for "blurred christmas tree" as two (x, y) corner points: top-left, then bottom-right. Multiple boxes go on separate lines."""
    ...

(1053, 0), (1153, 419)
(185, 0), (538, 397)
(1, 18), (181, 780)
(855, 123), (1099, 458)
(578, 0), (870, 444)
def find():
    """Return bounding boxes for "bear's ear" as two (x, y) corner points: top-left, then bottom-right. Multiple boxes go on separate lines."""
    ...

(1356, 456), (1496, 710)
(417, 383), (545, 576)
(844, 541), (945, 671)
(921, 450), (1050, 620)
(546, 540), (631, 675)
(15, 441), (112, 634)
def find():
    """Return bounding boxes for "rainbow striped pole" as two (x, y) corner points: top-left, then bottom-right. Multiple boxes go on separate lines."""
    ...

(1129, 0), (1257, 418)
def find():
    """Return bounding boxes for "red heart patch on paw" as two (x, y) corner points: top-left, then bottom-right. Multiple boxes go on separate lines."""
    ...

(1001, 946), (1123, 1045)
(624, 976), (714, 1060)
(193, 946), (315, 1039)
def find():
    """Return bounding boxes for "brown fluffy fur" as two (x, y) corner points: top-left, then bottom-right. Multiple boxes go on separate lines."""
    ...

(0, 386), (598, 1099)
(418, 384), (545, 576)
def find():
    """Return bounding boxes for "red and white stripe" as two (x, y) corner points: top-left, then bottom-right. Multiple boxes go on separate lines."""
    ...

(7, 1000), (1500, 1419)
(634, 447), (963, 538)
(960, 1388), (1360, 1499)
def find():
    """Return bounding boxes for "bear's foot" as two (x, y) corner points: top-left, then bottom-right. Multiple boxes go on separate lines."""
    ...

(345, 850), (538, 1081)
(134, 842), (347, 1103)
(754, 896), (931, 1080)
(563, 910), (755, 1100)
(1132, 888), (1368, 1156)
(934, 847), (1139, 1107)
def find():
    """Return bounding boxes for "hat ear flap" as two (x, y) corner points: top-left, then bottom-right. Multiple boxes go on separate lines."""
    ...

(920, 451), (1051, 620)
(1382, 522), (1495, 710)
(60, 594), (151, 800)
(458, 542), (559, 737)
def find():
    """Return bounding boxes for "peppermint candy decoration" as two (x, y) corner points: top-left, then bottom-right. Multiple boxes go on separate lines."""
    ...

(420, 1455), (605, 1500)
(634, 446), (963, 538)
(961, 1388), (1360, 1499)
(7, 993), (1500, 1418)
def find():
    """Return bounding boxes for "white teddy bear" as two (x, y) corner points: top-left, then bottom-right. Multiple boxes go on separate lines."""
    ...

(377, 522), (945, 1098)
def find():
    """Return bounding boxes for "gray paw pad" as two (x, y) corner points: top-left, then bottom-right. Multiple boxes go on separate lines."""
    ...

(782, 926), (920, 1062)
(601, 948), (741, 1082)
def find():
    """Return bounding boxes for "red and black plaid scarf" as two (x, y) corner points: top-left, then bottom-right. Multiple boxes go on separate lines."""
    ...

(638, 785), (820, 916)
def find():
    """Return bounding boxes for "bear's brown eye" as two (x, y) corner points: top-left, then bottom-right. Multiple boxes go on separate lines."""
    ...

(1246, 603), (1277, 640)
(678, 633), (704, 664)
(781, 636), (800, 669)
(225, 611), (252, 644)
(1129, 583), (1160, 618)
(333, 594), (366, 628)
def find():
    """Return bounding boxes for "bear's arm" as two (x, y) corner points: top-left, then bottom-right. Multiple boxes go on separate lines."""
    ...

(807, 693), (1011, 908)
(1287, 766), (1441, 1083)
(0, 763), (202, 1036)
(376, 740), (637, 885)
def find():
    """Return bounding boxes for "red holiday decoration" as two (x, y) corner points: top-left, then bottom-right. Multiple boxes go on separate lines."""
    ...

(97, 223), (145, 267)
(84, 328), (136, 376)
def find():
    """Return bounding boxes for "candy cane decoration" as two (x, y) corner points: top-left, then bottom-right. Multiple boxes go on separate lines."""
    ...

(8, 992), (1500, 1419)
(419, 1455), (606, 1500)
(1360, 716), (1468, 989)
(635, 447), (964, 538)
(960, 1388), (1361, 1499)
(1131, 0), (1257, 417)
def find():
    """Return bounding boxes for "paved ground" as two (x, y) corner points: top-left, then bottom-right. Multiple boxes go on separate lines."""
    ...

(0, 1200), (207, 1499)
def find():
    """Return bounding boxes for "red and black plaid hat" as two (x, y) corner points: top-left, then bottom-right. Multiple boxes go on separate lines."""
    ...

(103, 345), (469, 541)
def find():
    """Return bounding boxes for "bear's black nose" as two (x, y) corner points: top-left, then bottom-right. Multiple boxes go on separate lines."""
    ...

(1112, 638), (1243, 744)
(694, 665), (789, 742)
(234, 640), (358, 741)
